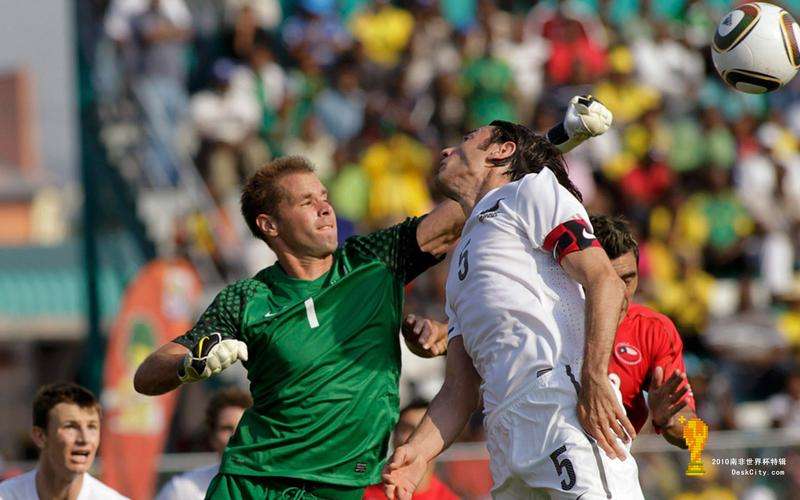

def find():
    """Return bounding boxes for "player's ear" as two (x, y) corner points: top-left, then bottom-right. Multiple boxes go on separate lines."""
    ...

(256, 213), (279, 239)
(486, 140), (516, 162)
(31, 426), (46, 450)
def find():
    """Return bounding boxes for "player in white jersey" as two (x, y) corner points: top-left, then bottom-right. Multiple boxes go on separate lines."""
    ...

(0, 383), (128, 500)
(155, 388), (251, 500)
(383, 101), (644, 499)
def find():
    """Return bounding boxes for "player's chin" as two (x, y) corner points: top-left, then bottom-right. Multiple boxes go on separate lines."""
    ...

(433, 172), (457, 200)
(314, 235), (338, 256)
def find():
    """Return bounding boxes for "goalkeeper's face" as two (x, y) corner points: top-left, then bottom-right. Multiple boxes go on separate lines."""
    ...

(33, 402), (100, 476)
(269, 172), (338, 257)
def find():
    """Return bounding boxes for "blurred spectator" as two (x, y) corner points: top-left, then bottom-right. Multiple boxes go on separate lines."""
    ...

(349, 0), (414, 68)
(224, 0), (281, 36)
(282, 1), (351, 68)
(768, 368), (800, 429)
(230, 36), (287, 142)
(155, 388), (252, 500)
(493, 18), (548, 123)
(460, 45), (516, 128)
(105, 0), (192, 51)
(631, 22), (703, 110)
(128, 0), (193, 186)
(283, 116), (336, 182)
(539, 6), (607, 86)
(594, 46), (660, 126)
(314, 62), (366, 142)
(190, 58), (263, 198)
(360, 133), (433, 227)
(704, 278), (786, 371)
(362, 400), (457, 500)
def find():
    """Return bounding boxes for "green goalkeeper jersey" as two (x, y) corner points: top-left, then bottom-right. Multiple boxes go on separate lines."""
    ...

(173, 217), (441, 487)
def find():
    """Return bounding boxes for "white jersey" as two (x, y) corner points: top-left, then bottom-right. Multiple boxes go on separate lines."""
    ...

(155, 463), (218, 500)
(445, 169), (596, 414)
(0, 469), (128, 500)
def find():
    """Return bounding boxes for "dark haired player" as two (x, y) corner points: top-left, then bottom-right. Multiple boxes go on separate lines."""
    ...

(590, 215), (697, 449)
(0, 383), (127, 500)
(133, 97), (611, 499)
(155, 387), (253, 500)
(384, 116), (645, 499)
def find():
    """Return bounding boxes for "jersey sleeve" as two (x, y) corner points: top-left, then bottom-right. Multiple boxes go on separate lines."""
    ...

(513, 170), (600, 263)
(347, 216), (443, 284)
(650, 317), (696, 412)
(172, 281), (255, 349)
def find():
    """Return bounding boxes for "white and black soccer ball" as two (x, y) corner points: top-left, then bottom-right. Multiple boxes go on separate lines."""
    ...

(712, 2), (800, 94)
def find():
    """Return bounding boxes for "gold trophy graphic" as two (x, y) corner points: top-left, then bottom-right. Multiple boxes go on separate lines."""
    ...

(680, 416), (709, 476)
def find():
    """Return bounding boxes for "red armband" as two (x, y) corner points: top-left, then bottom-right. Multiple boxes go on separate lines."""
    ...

(543, 218), (601, 263)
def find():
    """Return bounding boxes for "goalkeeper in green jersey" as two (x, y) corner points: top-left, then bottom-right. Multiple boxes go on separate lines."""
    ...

(133, 96), (611, 499)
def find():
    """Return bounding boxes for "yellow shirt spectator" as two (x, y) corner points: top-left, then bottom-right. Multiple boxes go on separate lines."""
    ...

(350, 4), (414, 67)
(594, 47), (661, 125)
(360, 134), (433, 225)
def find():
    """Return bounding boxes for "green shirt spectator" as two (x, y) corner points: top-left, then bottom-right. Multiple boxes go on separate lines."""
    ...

(461, 56), (517, 129)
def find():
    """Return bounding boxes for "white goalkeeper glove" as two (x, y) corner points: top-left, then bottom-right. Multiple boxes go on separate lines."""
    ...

(546, 95), (613, 153)
(177, 332), (248, 383)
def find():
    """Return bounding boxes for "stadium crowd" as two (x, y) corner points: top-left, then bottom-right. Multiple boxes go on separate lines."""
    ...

(4, 0), (798, 498)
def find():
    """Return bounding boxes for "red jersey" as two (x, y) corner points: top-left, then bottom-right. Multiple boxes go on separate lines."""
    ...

(363, 475), (459, 500)
(608, 303), (696, 433)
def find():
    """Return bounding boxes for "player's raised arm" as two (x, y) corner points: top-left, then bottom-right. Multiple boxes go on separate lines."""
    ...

(382, 337), (480, 499)
(415, 201), (467, 258)
(561, 247), (634, 459)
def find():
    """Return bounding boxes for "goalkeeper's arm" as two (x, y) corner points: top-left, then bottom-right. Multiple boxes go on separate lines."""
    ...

(134, 333), (248, 396)
(134, 342), (188, 395)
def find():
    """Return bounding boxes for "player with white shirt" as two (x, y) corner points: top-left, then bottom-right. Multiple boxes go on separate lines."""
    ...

(383, 104), (644, 499)
(0, 383), (127, 500)
(155, 388), (252, 500)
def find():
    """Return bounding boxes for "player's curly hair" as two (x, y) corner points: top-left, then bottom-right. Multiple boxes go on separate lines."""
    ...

(589, 214), (639, 261)
(241, 156), (316, 241)
(485, 120), (583, 202)
(33, 382), (100, 429)
(205, 387), (253, 432)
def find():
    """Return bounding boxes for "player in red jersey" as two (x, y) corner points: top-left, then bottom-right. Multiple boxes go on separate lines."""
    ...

(403, 214), (697, 449)
(589, 214), (697, 448)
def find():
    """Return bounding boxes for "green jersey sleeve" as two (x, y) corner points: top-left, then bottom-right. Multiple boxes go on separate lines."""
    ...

(172, 280), (258, 349)
(346, 216), (443, 284)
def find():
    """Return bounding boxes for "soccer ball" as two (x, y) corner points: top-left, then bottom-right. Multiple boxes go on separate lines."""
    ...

(712, 2), (800, 94)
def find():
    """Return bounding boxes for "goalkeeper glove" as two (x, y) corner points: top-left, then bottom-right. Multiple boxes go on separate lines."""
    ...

(546, 95), (613, 153)
(177, 332), (248, 383)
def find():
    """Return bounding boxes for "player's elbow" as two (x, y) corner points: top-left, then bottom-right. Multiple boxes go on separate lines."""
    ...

(133, 364), (152, 395)
(133, 358), (165, 396)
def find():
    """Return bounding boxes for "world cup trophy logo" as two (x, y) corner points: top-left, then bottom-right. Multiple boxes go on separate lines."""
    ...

(680, 416), (709, 476)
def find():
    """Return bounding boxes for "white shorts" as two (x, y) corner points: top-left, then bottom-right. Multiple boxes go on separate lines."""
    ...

(485, 364), (644, 500)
